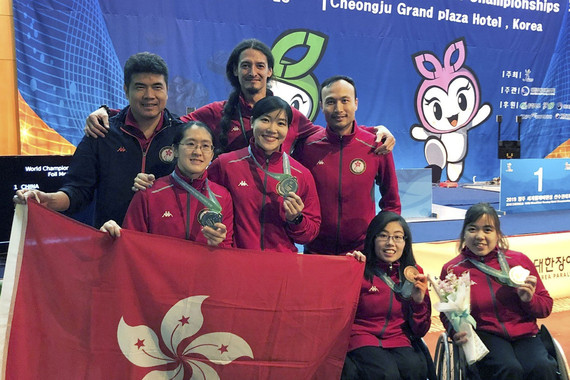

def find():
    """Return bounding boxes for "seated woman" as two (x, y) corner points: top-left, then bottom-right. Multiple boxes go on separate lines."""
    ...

(207, 96), (321, 253)
(101, 121), (233, 247)
(439, 202), (557, 380)
(343, 211), (431, 380)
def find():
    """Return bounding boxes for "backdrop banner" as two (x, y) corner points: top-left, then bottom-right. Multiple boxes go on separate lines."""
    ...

(12, 0), (570, 181)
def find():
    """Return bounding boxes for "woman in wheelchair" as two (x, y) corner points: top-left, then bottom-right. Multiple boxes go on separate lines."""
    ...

(342, 211), (432, 380)
(439, 203), (558, 380)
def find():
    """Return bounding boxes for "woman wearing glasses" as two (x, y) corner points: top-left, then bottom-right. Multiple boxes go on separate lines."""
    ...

(343, 211), (432, 380)
(208, 96), (321, 253)
(100, 121), (233, 247)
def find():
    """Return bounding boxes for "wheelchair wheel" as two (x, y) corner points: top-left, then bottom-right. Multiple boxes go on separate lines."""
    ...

(434, 332), (466, 380)
(434, 332), (451, 380)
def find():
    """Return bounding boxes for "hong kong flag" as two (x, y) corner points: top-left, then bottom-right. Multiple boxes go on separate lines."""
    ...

(0, 202), (363, 380)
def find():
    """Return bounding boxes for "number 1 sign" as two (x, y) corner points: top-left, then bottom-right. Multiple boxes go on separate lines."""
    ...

(500, 158), (570, 213)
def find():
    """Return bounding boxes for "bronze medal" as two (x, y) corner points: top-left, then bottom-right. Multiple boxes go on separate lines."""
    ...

(404, 266), (420, 282)
(198, 209), (223, 228)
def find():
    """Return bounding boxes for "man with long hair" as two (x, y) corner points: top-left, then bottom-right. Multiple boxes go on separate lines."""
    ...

(84, 39), (396, 156)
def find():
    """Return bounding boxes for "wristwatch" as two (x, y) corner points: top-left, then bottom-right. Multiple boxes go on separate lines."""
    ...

(288, 213), (304, 225)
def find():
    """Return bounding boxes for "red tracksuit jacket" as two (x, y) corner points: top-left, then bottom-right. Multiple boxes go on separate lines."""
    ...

(293, 123), (401, 255)
(440, 247), (552, 339)
(185, 95), (321, 154)
(208, 142), (321, 253)
(349, 261), (431, 351)
(122, 167), (234, 248)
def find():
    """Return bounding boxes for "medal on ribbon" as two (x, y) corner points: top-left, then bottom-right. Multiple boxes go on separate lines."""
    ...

(248, 146), (298, 197)
(373, 266), (416, 300)
(509, 265), (530, 285)
(467, 250), (524, 288)
(171, 171), (223, 228)
(197, 209), (223, 228)
(276, 176), (298, 197)
(404, 266), (420, 282)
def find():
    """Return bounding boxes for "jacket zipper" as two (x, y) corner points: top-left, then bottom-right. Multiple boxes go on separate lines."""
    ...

(335, 137), (344, 254)
(483, 258), (511, 339)
(377, 288), (394, 345)
(259, 157), (270, 251)
(123, 115), (173, 173)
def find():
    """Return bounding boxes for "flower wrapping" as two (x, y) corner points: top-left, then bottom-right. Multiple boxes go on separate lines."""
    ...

(429, 271), (489, 365)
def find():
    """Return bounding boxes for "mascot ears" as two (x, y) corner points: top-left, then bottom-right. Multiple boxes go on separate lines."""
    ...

(412, 38), (467, 80)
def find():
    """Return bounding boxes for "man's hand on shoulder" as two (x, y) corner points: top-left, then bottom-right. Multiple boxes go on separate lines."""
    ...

(132, 173), (156, 192)
(373, 125), (396, 155)
(84, 106), (110, 138)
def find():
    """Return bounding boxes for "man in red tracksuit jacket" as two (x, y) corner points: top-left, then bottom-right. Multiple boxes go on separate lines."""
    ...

(85, 40), (396, 156)
(293, 75), (401, 255)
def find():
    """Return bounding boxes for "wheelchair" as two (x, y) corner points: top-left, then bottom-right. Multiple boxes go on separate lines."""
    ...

(433, 331), (468, 380)
(433, 327), (569, 380)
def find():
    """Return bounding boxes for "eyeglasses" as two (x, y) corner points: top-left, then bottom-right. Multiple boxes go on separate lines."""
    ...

(375, 233), (406, 243)
(179, 141), (214, 153)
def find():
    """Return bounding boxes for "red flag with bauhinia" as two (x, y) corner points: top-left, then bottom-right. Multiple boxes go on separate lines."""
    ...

(0, 201), (363, 379)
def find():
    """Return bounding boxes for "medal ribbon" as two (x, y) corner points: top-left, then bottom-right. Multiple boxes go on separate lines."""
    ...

(171, 171), (222, 213)
(372, 267), (413, 299)
(248, 146), (294, 182)
(467, 250), (516, 287)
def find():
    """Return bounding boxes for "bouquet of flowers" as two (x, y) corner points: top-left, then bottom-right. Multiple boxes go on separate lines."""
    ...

(428, 270), (489, 365)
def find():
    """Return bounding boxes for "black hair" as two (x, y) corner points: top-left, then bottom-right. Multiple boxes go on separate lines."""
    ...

(172, 121), (214, 147)
(124, 52), (168, 89)
(319, 75), (357, 103)
(363, 211), (415, 282)
(458, 202), (509, 252)
(219, 39), (274, 153)
(251, 96), (292, 127)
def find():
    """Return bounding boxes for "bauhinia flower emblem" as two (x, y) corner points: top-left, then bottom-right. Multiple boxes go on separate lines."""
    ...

(117, 295), (253, 379)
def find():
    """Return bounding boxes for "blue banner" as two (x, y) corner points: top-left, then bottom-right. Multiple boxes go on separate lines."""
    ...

(500, 158), (570, 212)
(13, 0), (570, 181)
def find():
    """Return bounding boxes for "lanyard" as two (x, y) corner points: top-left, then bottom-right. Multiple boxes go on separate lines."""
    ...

(237, 106), (250, 145)
(171, 171), (222, 213)
(248, 146), (293, 181)
(372, 266), (414, 300)
(467, 250), (516, 287)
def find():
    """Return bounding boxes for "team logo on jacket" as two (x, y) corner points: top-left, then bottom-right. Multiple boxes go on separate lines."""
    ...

(350, 159), (366, 175)
(159, 146), (175, 163)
